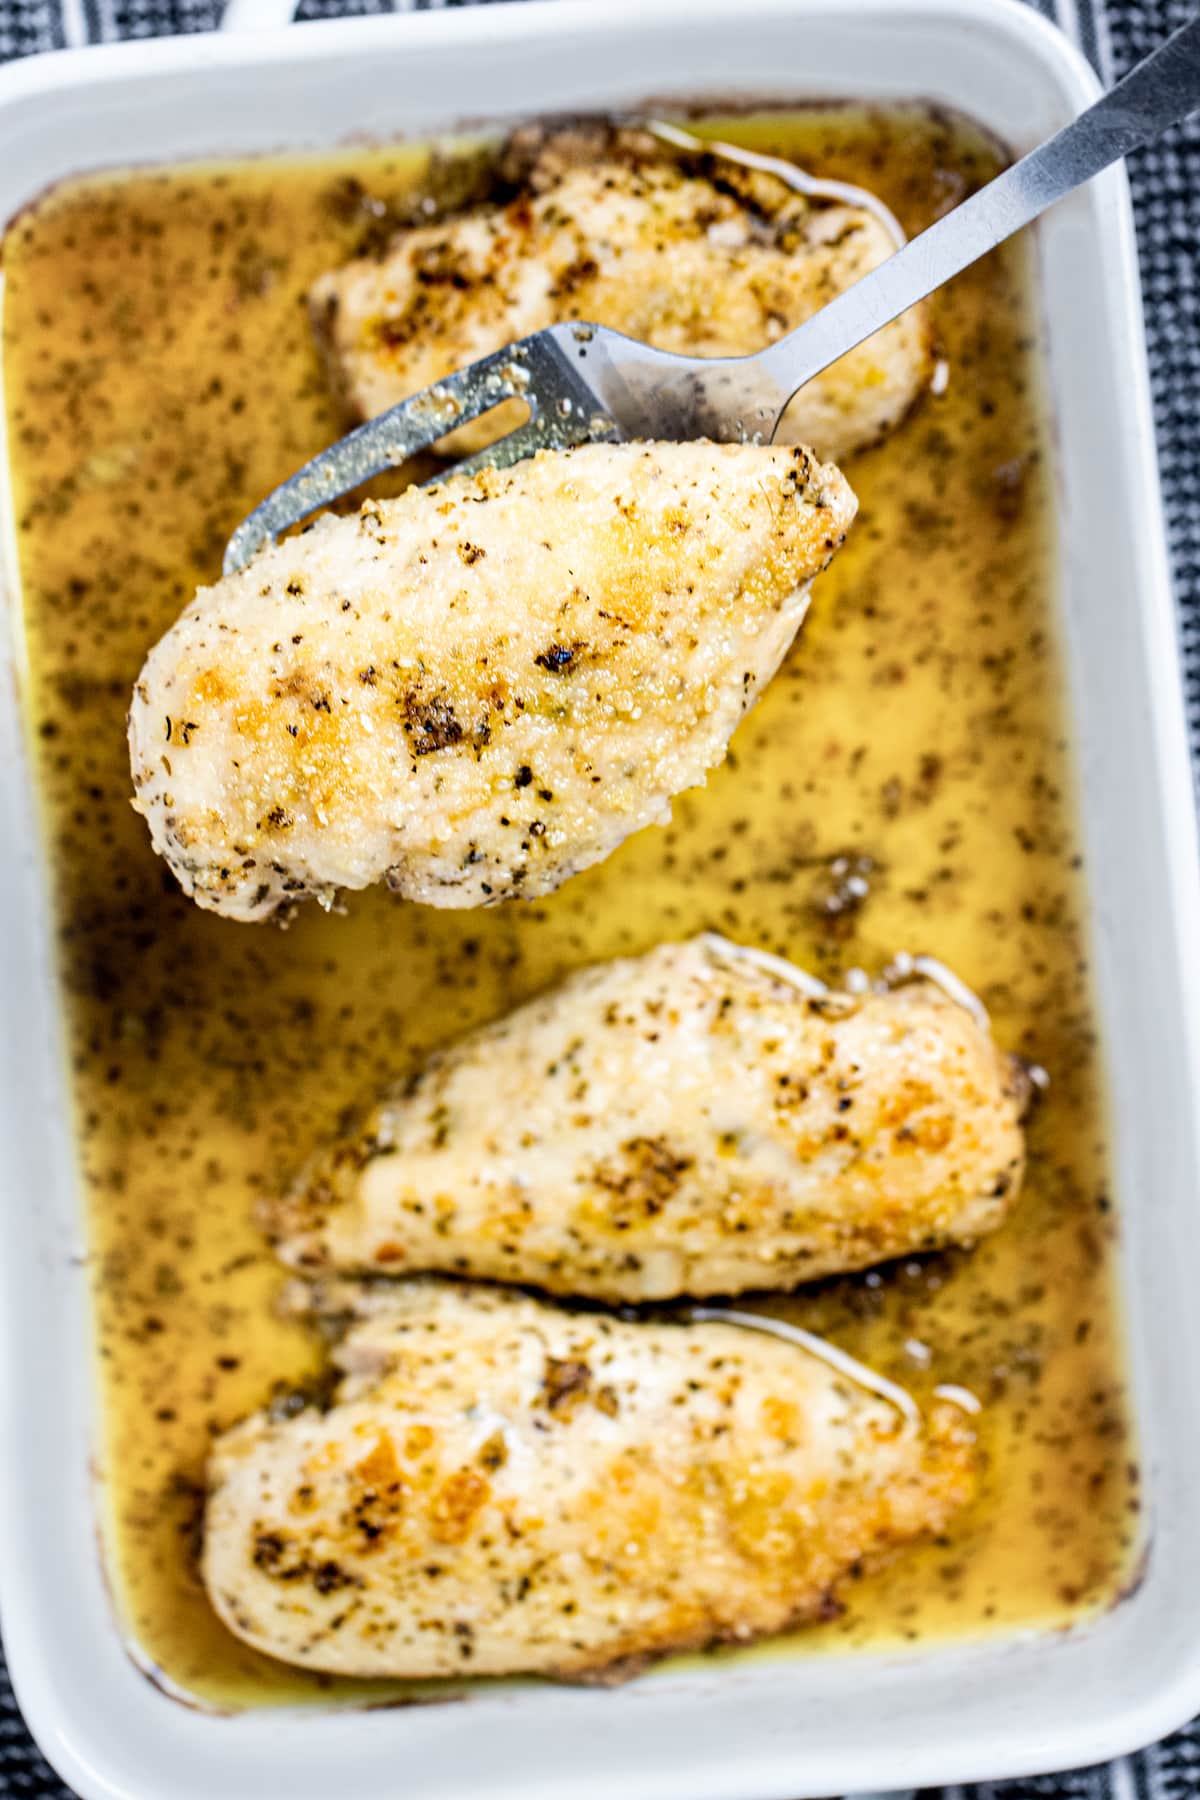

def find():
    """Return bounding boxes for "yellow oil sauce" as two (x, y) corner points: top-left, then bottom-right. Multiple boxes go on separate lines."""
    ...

(1, 107), (1137, 1708)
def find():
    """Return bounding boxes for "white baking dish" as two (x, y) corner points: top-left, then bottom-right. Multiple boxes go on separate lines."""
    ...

(2, 0), (1200, 1794)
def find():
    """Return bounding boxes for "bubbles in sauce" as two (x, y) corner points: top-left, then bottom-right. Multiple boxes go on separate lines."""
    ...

(1, 105), (1138, 1708)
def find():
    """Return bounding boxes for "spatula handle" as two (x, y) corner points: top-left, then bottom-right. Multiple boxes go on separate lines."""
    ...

(758, 14), (1200, 418)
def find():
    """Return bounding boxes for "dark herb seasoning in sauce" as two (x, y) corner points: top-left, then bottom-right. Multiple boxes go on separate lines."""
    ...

(2, 106), (1137, 1708)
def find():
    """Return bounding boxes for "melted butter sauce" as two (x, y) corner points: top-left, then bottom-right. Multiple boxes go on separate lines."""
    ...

(1, 106), (1138, 1708)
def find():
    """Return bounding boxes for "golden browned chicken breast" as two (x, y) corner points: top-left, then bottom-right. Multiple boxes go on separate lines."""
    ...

(203, 1279), (977, 1680)
(266, 936), (1028, 1299)
(127, 442), (854, 922)
(309, 131), (929, 463)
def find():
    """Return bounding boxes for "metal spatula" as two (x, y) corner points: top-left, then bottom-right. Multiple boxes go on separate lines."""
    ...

(224, 12), (1200, 577)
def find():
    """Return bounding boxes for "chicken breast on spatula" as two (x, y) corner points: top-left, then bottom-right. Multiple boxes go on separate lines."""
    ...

(128, 441), (855, 921)
(203, 1279), (977, 1680)
(266, 935), (1029, 1299)
(309, 128), (929, 463)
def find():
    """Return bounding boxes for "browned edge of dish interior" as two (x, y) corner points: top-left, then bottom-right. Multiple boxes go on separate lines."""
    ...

(0, 96), (1016, 251)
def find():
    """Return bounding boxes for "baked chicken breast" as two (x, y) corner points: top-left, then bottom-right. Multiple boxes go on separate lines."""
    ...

(128, 441), (855, 922)
(309, 129), (929, 463)
(203, 1280), (977, 1680)
(266, 935), (1029, 1299)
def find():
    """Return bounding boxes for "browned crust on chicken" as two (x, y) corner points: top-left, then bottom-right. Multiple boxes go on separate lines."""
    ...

(128, 443), (855, 921)
(203, 1281), (977, 1680)
(265, 936), (1028, 1300)
(309, 126), (929, 463)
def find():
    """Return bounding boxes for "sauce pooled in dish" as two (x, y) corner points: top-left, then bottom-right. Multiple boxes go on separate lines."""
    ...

(2, 106), (1137, 1707)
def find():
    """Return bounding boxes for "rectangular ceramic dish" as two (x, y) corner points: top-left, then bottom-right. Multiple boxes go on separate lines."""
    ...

(3, 1), (1200, 1795)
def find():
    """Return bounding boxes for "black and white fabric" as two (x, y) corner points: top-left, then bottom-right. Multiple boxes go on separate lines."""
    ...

(0, 0), (1198, 1794)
